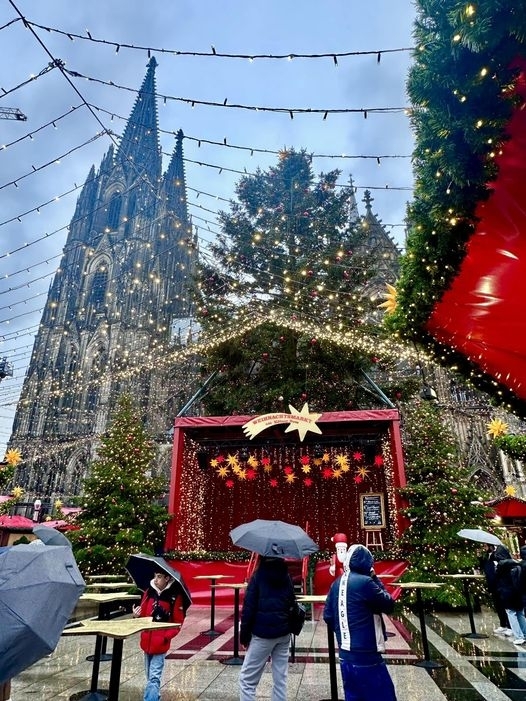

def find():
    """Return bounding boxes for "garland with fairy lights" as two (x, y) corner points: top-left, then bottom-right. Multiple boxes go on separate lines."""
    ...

(388, 0), (526, 414)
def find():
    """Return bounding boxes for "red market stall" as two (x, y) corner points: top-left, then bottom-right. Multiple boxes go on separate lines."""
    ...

(165, 408), (409, 600)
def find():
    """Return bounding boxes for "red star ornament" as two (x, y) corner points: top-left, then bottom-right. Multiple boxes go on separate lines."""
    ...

(374, 455), (384, 467)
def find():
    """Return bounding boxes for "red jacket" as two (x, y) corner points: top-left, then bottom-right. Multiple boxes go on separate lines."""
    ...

(139, 583), (185, 655)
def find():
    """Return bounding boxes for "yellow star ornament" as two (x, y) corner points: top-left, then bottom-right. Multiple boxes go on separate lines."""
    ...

(4, 448), (22, 466)
(505, 485), (517, 497)
(377, 283), (397, 314)
(487, 418), (508, 439)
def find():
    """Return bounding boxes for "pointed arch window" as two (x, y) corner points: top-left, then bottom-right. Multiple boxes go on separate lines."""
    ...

(89, 265), (108, 310)
(107, 193), (122, 230)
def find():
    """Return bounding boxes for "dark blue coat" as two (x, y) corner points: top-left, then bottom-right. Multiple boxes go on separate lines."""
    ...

(240, 557), (295, 646)
(323, 545), (394, 665)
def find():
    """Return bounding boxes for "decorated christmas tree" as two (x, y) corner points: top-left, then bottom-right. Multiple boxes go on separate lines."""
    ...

(70, 395), (168, 575)
(195, 149), (414, 414)
(397, 401), (491, 606)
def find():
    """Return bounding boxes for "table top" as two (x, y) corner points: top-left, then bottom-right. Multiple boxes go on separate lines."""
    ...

(441, 573), (485, 579)
(194, 574), (235, 580)
(213, 582), (248, 590)
(397, 582), (443, 589)
(80, 593), (141, 604)
(85, 582), (133, 591)
(63, 618), (180, 639)
(297, 594), (327, 603)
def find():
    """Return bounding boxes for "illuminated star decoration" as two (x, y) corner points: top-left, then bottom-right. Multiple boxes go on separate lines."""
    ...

(4, 448), (22, 466)
(377, 283), (397, 314)
(216, 466), (229, 478)
(487, 418), (508, 438)
(284, 403), (322, 441)
(356, 466), (370, 479)
(334, 454), (350, 472)
(374, 455), (384, 467)
(505, 485), (517, 497)
(11, 486), (24, 499)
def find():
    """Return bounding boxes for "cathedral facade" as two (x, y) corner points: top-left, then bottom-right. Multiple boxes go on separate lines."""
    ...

(9, 58), (197, 497)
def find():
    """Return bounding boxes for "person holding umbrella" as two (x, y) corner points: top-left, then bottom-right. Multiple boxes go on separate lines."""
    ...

(230, 519), (318, 701)
(128, 555), (191, 701)
(239, 556), (296, 701)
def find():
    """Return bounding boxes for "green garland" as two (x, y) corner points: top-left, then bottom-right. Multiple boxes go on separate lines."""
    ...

(389, 0), (526, 414)
(494, 434), (526, 462)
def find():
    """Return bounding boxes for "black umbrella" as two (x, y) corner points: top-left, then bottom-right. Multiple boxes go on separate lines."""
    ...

(125, 553), (192, 612)
(33, 525), (72, 547)
(0, 544), (85, 683)
(230, 519), (319, 559)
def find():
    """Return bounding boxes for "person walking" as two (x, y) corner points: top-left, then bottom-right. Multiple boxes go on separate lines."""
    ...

(494, 546), (526, 645)
(323, 543), (397, 701)
(132, 570), (187, 701)
(479, 543), (513, 636)
(239, 556), (295, 701)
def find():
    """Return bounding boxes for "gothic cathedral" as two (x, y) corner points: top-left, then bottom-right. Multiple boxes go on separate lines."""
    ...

(9, 58), (197, 496)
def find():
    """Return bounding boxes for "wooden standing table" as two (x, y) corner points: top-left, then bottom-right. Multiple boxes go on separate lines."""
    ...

(193, 574), (234, 636)
(63, 619), (179, 701)
(398, 582), (444, 668)
(214, 582), (247, 665)
(80, 593), (141, 662)
(441, 573), (487, 639)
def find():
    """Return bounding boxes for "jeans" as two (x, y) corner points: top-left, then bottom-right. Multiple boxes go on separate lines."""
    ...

(506, 609), (526, 640)
(239, 633), (290, 701)
(144, 652), (166, 701)
(339, 659), (397, 701)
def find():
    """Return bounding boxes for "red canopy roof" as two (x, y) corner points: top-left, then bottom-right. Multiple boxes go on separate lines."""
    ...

(426, 69), (526, 404)
(486, 496), (526, 519)
(0, 514), (34, 530)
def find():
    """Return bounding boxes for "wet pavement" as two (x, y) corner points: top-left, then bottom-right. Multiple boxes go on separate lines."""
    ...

(11, 604), (526, 700)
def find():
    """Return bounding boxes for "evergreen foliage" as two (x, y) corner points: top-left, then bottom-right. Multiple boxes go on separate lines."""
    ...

(388, 0), (526, 413)
(397, 401), (491, 606)
(195, 149), (407, 413)
(69, 395), (168, 575)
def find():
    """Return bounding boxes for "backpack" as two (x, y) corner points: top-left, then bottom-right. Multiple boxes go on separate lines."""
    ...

(511, 564), (523, 595)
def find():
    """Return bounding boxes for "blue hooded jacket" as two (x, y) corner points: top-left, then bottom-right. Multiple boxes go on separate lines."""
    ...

(323, 544), (395, 664)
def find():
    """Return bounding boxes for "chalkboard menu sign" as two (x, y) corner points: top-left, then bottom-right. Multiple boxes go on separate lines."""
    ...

(360, 493), (385, 529)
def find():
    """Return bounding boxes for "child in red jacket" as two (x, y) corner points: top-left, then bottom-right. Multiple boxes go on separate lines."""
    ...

(132, 571), (185, 701)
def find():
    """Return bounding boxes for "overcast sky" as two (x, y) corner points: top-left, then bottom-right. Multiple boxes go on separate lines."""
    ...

(0, 0), (416, 455)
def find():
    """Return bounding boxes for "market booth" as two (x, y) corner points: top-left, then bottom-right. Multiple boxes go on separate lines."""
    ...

(165, 408), (409, 603)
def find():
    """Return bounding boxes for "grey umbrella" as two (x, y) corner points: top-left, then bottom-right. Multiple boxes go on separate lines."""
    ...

(230, 519), (319, 559)
(33, 525), (72, 547)
(125, 553), (192, 612)
(457, 528), (503, 546)
(0, 543), (85, 683)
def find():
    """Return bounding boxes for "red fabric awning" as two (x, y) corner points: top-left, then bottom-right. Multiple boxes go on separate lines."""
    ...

(426, 68), (526, 403)
(0, 515), (34, 530)
(486, 496), (526, 519)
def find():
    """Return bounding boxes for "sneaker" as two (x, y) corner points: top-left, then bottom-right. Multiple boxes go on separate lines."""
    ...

(505, 629), (514, 637)
(494, 626), (508, 634)
(513, 638), (525, 645)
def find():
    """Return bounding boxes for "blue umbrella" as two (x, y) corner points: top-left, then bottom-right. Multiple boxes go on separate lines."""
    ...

(125, 553), (192, 612)
(0, 543), (85, 683)
(457, 528), (503, 546)
(230, 519), (319, 559)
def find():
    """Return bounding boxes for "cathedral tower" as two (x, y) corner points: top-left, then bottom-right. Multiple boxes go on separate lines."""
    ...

(10, 59), (196, 496)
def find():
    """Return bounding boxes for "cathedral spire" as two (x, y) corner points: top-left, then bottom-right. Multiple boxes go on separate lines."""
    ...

(117, 57), (161, 182)
(347, 175), (360, 226)
(164, 129), (188, 220)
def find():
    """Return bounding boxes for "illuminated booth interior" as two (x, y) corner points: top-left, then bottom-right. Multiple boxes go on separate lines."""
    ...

(165, 409), (408, 601)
